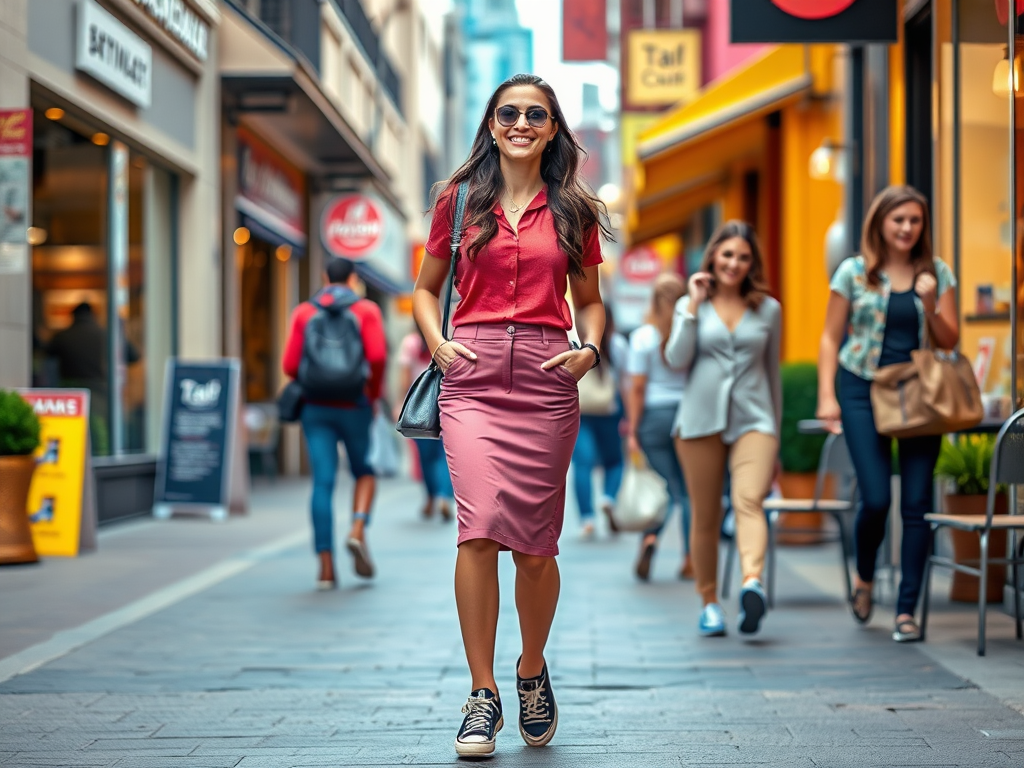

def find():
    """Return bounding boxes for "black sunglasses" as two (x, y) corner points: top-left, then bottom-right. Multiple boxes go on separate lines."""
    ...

(494, 105), (550, 128)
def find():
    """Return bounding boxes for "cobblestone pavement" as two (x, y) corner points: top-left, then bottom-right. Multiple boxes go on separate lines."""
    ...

(2, 476), (1024, 767)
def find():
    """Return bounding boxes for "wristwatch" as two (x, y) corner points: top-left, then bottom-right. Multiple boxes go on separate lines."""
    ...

(572, 341), (601, 369)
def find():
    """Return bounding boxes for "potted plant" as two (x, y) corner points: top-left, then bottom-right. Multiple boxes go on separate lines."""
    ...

(934, 434), (1007, 602)
(777, 362), (828, 544)
(0, 389), (41, 564)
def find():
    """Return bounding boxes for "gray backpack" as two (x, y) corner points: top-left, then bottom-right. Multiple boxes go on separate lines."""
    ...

(298, 294), (368, 402)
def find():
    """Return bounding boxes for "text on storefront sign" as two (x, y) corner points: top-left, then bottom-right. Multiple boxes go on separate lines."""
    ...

(626, 30), (701, 108)
(321, 195), (385, 259)
(0, 111), (30, 155)
(76, 0), (153, 108)
(131, 0), (209, 62)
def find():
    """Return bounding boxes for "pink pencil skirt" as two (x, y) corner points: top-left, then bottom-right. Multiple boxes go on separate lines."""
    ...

(439, 322), (580, 556)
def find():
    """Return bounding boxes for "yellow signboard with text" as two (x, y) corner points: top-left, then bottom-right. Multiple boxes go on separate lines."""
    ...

(18, 390), (95, 557)
(627, 29), (702, 108)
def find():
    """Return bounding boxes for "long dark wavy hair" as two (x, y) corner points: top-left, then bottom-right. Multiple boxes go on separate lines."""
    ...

(861, 185), (935, 289)
(430, 74), (611, 279)
(699, 220), (771, 310)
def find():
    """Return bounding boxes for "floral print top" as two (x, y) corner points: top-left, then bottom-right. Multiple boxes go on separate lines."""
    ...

(829, 255), (956, 381)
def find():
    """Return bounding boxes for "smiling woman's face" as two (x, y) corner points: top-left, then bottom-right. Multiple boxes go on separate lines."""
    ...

(488, 85), (558, 163)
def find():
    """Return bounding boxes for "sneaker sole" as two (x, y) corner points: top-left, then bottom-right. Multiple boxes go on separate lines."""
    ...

(519, 705), (557, 747)
(739, 589), (766, 635)
(346, 539), (375, 579)
(455, 716), (503, 756)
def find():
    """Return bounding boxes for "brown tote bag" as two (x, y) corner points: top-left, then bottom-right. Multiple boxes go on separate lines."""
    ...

(870, 341), (983, 438)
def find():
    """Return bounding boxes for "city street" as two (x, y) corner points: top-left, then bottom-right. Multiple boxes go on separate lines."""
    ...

(3, 475), (1024, 767)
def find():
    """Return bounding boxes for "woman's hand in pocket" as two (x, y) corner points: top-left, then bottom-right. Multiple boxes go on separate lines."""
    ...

(541, 348), (591, 381)
(434, 341), (477, 372)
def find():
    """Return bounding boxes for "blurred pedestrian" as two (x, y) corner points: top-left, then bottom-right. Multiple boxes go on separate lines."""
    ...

(666, 221), (781, 638)
(413, 74), (608, 757)
(397, 329), (454, 521)
(816, 186), (958, 643)
(625, 273), (690, 580)
(282, 257), (387, 589)
(571, 307), (626, 538)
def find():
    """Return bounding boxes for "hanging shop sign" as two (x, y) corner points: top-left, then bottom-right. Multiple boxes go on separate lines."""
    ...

(154, 359), (243, 521)
(626, 29), (702, 108)
(321, 194), (386, 259)
(131, 0), (210, 61)
(731, 0), (897, 43)
(17, 389), (97, 557)
(75, 0), (153, 108)
(563, 0), (608, 62)
(0, 109), (31, 275)
(236, 127), (307, 249)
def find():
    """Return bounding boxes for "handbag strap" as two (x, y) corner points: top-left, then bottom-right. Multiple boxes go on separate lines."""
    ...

(440, 182), (469, 342)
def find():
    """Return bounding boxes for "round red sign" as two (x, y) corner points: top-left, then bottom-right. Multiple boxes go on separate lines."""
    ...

(321, 194), (384, 258)
(771, 0), (856, 19)
(620, 246), (662, 284)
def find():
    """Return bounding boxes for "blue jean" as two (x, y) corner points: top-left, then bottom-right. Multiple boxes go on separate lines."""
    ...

(571, 413), (624, 521)
(839, 369), (941, 616)
(637, 404), (691, 554)
(301, 403), (375, 553)
(414, 437), (453, 499)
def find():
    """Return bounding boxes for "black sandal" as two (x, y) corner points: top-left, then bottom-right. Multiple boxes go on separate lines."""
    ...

(635, 541), (656, 581)
(892, 618), (921, 643)
(849, 587), (873, 625)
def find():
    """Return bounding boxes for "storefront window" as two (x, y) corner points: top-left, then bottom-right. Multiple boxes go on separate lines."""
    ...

(31, 112), (111, 454)
(946, 0), (1018, 417)
(31, 107), (177, 457)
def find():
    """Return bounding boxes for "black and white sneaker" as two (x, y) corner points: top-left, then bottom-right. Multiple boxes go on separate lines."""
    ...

(454, 688), (503, 756)
(516, 658), (558, 747)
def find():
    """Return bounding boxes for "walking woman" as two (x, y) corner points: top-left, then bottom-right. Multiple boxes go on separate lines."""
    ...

(412, 74), (608, 756)
(816, 185), (958, 643)
(665, 221), (781, 638)
(626, 273), (690, 581)
(396, 329), (453, 521)
(571, 309), (626, 538)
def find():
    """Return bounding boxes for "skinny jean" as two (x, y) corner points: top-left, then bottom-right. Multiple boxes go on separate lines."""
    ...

(414, 437), (454, 500)
(676, 431), (777, 605)
(638, 404), (690, 553)
(301, 403), (375, 553)
(838, 368), (941, 617)
(571, 413), (624, 521)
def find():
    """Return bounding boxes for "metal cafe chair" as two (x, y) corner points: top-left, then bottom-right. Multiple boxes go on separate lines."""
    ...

(920, 408), (1024, 656)
(722, 431), (858, 608)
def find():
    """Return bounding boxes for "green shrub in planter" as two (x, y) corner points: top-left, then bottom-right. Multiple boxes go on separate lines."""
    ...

(779, 362), (827, 473)
(934, 434), (1002, 496)
(0, 390), (41, 456)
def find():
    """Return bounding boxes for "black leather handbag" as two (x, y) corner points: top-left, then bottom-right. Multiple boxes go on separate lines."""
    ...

(396, 182), (468, 439)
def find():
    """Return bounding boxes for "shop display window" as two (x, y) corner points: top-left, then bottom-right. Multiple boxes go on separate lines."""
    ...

(30, 107), (177, 458)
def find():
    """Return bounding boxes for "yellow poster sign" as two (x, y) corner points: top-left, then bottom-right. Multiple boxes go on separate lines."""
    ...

(18, 390), (94, 557)
(627, 29), (702, 108)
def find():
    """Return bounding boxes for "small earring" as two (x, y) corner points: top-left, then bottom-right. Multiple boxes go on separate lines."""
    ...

(492, 135), (497, 146)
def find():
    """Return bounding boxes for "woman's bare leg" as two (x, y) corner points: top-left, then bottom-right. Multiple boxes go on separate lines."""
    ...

(511, 552), (560, 678)
(455, 538), (502, 693)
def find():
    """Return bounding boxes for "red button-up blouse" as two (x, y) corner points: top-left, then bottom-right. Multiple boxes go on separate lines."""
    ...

(424, 186), (603, 330)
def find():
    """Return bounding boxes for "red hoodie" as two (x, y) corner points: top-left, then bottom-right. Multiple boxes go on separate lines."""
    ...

(282, 287), (387, 405)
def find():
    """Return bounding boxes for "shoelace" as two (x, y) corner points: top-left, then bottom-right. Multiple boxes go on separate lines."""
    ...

(518, 686), (550, 725)
(461, 696), (498, 735)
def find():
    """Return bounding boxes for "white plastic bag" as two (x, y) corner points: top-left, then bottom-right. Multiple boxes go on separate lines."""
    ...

(612, 459), (669, 532)
(368, 408), (400, 477)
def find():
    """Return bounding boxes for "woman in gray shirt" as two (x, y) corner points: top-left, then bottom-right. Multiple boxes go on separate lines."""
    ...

(665, 221), (782, 639)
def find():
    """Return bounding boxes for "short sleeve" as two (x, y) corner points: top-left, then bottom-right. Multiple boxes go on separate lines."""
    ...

(626, 325), (657, 376)
(934, 258), (957, 297)
(829, 257), (856, 299)
(424, 186), (456, 260)
(581, 225), (603, 268)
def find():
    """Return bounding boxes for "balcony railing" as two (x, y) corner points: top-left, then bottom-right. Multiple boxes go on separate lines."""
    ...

(249, 0), (403, 114)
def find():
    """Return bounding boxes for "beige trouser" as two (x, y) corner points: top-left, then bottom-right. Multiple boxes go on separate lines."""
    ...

(675, 431), (779, 605)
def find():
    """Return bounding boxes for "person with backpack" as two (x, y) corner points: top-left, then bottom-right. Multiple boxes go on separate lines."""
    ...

(282, 257), (388, 590)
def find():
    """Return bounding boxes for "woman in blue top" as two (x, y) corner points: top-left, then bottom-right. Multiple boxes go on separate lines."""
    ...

(817, 186), (959, 643)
